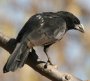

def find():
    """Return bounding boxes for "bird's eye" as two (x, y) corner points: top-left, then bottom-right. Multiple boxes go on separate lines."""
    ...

(73, 20), (77, 24)
(73, 20), (80, 24)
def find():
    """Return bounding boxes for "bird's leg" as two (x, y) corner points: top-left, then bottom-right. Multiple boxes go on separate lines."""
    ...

(44, 45), (53, 65)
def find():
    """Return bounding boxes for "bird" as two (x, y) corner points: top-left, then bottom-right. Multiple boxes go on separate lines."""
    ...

(3, 11), (84, 73)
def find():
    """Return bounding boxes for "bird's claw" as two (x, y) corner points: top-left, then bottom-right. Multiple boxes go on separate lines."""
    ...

(44, 60), (58, 69)
(47, 60), (53, 65)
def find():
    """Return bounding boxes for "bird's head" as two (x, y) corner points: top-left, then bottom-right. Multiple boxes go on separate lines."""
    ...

(58, 11), (84, 33)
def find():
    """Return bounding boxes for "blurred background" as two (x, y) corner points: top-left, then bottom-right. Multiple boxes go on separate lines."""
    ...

(0, 0), (90, 81)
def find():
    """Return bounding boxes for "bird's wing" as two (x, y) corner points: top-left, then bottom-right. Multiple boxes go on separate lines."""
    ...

(16, 12), (60, 42)
(16, 14), (42, 42)
(16, 12), (67, 43)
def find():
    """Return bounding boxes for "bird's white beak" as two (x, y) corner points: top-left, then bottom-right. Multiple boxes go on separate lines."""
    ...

(75, 24), (85, 33)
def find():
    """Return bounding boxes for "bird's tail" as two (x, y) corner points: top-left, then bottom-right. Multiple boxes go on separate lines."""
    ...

(3, 42), (30, 73)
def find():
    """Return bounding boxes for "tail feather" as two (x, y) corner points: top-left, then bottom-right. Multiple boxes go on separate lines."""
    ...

(18, 48), (30, 68)
(3, 43), (30, 73)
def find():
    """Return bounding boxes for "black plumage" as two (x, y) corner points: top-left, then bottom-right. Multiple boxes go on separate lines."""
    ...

(3, 11), (84, 73)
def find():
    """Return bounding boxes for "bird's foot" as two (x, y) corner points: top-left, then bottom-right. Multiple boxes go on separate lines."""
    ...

(44, 60), (58, 69)
(44, 60), (52, 68)
(47, 59), (53, 65)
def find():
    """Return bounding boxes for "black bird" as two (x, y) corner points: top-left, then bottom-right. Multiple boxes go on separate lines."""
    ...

(3, 11), (84, 73)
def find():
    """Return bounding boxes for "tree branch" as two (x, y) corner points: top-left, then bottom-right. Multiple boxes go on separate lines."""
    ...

(0, 32), (86, 81)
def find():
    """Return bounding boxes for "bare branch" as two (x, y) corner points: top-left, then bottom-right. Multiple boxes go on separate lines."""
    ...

(0, 32), (84, 81)
(0, 32), (16, 53)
